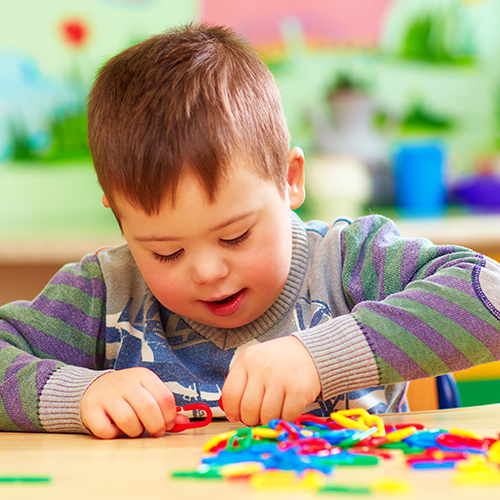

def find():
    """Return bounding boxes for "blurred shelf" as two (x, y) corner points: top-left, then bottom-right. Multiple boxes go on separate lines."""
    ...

(0, 235), (125, 265)
(0, 162), (124, 264)
(394, 212), (500, 257)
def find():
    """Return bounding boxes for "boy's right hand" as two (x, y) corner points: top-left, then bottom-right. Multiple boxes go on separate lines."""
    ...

(81, 367), (182, 439)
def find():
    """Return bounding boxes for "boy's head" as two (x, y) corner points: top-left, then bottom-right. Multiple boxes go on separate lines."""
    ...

(88, 23), (306, 329)
(87, 23), (291, 216)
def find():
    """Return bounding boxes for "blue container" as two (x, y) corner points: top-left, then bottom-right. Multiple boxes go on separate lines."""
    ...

(393, 141), (446, 217)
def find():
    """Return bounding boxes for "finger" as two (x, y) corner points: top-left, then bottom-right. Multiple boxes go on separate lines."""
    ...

(281, 388), (309, 423)
(83, 408), (124, 439)
(173, 413), (190, 427)
(108, 399), (145, 438)
(124, 389), (170, 437)
(238, 379), (265, 427)
(259, 386), (285, 425)
(138, 376), (178, 433)
(221, 365), (248, 423)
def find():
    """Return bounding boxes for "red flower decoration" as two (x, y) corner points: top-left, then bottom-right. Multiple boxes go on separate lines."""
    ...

(60, 19), (89, 48)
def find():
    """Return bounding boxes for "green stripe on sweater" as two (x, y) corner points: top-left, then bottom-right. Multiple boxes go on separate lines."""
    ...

(42, 284), (104, 319)
(385, 296), (493, 366)
(354, 308), (451, 376)
(3, 305), (97, 357)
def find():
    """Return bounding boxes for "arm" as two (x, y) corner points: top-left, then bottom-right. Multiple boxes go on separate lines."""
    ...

(297, 215), (500, 399)
(0, 254), (108, 432)
(0, 254), (183, 437)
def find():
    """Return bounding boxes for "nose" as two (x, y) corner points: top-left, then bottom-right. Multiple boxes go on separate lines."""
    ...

(191, 252), (229, 285)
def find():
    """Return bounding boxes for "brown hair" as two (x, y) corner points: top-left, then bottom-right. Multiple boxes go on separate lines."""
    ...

(87, 23), (290, 215)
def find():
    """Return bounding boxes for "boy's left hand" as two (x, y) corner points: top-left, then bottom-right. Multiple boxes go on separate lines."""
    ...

(221, 336), (321, 426)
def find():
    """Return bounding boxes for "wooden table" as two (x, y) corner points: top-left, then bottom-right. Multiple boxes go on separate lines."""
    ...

(2, 404), (500, 499)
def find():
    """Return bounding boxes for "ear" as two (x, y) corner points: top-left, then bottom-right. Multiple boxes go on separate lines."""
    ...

(102, 194), (111, 208)
(287, 147), (306, 210)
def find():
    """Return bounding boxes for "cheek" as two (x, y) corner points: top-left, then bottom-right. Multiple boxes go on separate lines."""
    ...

(137, 260), (186, 307)
(246, 228), (292, 286)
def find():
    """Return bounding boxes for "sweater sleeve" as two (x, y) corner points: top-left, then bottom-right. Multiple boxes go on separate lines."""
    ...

(0, 253), (109, 433)
(295, 215), (500, 400)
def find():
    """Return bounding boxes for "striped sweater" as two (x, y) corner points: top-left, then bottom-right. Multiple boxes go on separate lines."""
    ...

(1, 213), (500, 433)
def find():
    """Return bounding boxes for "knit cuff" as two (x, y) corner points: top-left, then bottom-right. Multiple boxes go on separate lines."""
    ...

(39, 365), (112, 434)
(293, 314), (380, 400)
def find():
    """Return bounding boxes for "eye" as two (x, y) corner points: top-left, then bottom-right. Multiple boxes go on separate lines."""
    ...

(221, 230), (250, 247)
(152, 249), (183, 263)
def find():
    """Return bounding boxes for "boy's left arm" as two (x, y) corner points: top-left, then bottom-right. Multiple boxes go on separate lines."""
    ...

(297, 215), (500, 400)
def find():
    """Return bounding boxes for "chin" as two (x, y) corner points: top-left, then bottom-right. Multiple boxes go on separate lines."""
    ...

(205, 310), (263, 329)
(205, 317), (252, 329)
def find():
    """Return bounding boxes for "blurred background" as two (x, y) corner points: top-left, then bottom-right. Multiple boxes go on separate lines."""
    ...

(1, 0), (500, 406)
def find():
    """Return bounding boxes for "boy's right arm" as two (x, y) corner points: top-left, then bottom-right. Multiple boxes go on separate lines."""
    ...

(0, 254), (179, 437)
(0, 254), (108, 433)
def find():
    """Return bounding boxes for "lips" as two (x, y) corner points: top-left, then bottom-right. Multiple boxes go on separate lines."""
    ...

(202, 289), (247, 317)
(211, 292), (240, 305)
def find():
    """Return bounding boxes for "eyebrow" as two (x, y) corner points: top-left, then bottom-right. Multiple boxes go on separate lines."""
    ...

(135, 210), (257, 242)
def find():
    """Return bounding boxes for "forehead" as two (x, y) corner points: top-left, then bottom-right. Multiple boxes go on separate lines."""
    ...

(166, 160), (281, 209)
(173, 164), (277, 209)
(115, 162), (282, 225)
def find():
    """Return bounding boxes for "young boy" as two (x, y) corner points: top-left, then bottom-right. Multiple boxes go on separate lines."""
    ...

(1, 23), (500, 439)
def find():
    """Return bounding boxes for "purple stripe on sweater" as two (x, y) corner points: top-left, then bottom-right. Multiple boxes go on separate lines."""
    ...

(347, 217), (376, 303)
(36, 360), (59, 397)
(28, 296), (102, 339)
(0, 348), (45, 432)
(394, 287), (500, 360)
(2, 320), (95, 368)
(374, 226), (426, 297)
(4, 350), (38, 381)
(1, 380), (40, 431)
(370, 221), (389, 300)
(400, 239), (422, 286)
(421, 250), (482, 279)
(355, 299), (473, 374)
(425, 274), (477, 298)
(362, 326), (430, 379)
(47, 259), (105, 299)
(48, 272), (105, 299)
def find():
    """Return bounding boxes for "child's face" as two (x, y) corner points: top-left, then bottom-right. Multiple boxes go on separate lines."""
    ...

(109, 150), (305, 329)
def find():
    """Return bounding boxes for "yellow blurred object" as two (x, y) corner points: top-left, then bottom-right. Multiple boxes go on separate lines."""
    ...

(453, 360), (500, 382)
(329, 412), (368, 430)
(455, 456), (500, 485)
(250, 470), (326, 491)
(386, 426), (417, 443)
(250, 427), (280, 439)
(219, 462), (264, 478)
(487, 440), (500, 464)
(335, 408), (385, 436)
(203, 430), (236, 453)
(371, 477), (413, 494)
(449, 428), (483, 440)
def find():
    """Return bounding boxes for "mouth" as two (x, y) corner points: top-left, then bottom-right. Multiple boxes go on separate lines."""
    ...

(202, 289), (247, 317)
(210, 292), (240, 305)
